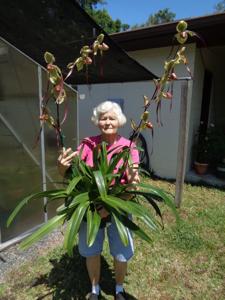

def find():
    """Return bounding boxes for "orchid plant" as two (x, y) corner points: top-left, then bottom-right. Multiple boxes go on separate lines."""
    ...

(7, 20), (196, 256)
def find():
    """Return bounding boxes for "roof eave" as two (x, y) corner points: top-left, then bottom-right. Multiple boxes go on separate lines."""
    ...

(111, 13), (225, 51)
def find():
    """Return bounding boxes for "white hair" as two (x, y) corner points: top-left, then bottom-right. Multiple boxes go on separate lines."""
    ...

(91, 101), (127, 127)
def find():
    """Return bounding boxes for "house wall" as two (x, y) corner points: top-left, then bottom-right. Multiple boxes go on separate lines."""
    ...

(78, 44), (196, 179)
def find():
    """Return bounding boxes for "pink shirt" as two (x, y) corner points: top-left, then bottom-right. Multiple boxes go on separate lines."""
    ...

(77, 135), (139, 182)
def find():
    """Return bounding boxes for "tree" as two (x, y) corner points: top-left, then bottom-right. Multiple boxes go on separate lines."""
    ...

(88, 8), (130, 33)
(132, 8), (176, 29)
(76, 0), (106, 10)
(76, 0), (130, 33)
(147, 8), (176, 25)
(121, 23), (130, 31)
(214, 0), (225, 12)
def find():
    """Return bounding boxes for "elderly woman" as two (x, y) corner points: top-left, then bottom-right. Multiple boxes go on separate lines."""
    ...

(58, 101), (139, 300)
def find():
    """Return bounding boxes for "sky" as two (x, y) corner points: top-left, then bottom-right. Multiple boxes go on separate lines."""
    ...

(96, 0), (221, 26)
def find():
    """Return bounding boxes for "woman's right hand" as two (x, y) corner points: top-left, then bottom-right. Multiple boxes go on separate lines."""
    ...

(57, 147), (77, 177)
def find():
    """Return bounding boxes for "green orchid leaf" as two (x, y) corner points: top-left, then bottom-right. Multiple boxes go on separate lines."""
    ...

(44, 193), (68, 212)
(137, 167), (151, 177)
(56, 203), (70, 215)
(66, 176), (82, 195)
(126, 189), (165, 219)
(7, 189), (66, 227)
(131, 183), (166, 197)
(87, 208), (101, 247)
(20, 214), (65, 249)
(71, 156), (82, 178)
(127, 201), (158, 230)
(108, 184), (127, 195)
(56, 192), (89, 215)
(79, 160), (93, 179)
(79, 176), (93, 193)
(103, 195), (135, 213)
(68, 192), (90, 209)
(134, 183), (178, 220)
(107, 147), (130, 176)
(126, 189), (163, 202)
(105, 174), (120, 179)
(64, 201), (89, 256)
(78, 144), (85, 161)
(133, 145), (144, 152)
(76, 145), (93, 179)
(93, 170), (107, 200)
(112, 212), (129, 246)
(111, 207), (153, 244)
(104, 195), (158, 231)
(92, 143), (108, 178)
(99, 142), (108, 175)
(106, 145), (121, 155)
(93, 145), (100, 169)
(86, 207), (93, 245)
(139, 194), (163, 220)
(119, 214), (152, 243)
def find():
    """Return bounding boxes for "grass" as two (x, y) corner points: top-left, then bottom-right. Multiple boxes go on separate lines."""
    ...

(1, 179), (225, 300)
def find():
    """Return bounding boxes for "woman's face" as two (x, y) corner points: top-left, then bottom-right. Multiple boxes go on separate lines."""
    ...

(98, 111), (120, 135)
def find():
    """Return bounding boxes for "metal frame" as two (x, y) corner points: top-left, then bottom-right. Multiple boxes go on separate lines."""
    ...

(38, 65), (48, 222)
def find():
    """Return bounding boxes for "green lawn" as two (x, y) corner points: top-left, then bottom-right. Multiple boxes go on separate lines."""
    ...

(1, 179), (225, 300)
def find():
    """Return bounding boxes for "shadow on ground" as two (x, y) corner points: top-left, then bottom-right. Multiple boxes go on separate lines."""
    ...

(32, 246), (137, 300)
